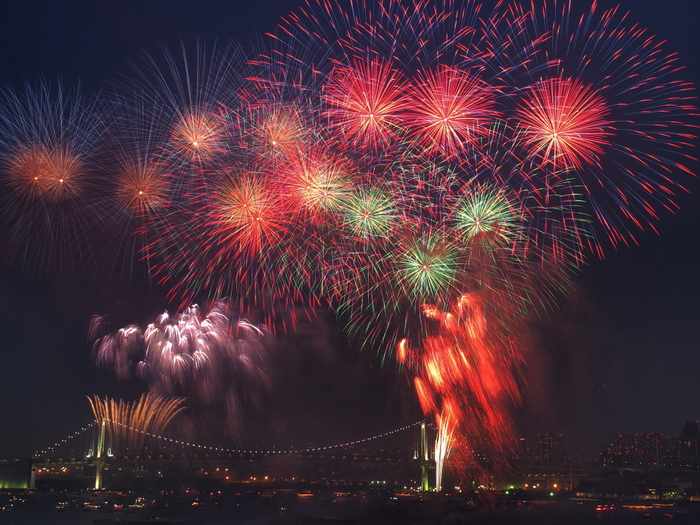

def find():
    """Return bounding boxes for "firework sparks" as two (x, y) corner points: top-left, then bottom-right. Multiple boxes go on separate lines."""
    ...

(516, 76), (612, 171)
(92, 299), (272, 439)
(405, 65), (499, 159)
(210, 173), (292, 256)
(510, 0), (699, 250)
(88, 394), (186, 456)
(0, 81), (107, 273)
(323, 57), (408, 150)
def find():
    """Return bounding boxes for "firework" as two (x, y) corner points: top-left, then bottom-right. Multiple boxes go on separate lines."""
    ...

(401, 291), (526, 481)
(210, 172), (292, 256)
(508, 0), (698, 251)
(322, 57), (409, 151)
(1, 0), (694, 491)
(452, 184), (522, 246)
(275, 0), (486, 74)
(111, 42), (248, 204)
(515, 76), (612, 171)
(169, 106), (228, 161)
(7, 143), (85, 201)
(237, 102), (312, 163)
(404, 65), (500, 159)
(0, 81), (108, 273)
(91, 89), (178, 280)
(88, 394), (186, 456)
(340, 186), (399, 240)
(277, 145), (356, 217)
(92, 299), (272, 440)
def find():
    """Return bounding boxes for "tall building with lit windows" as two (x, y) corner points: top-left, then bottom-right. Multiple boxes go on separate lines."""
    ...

(673, 421), (699, 468)
(601, 433), (669, 467)
(538, 433), (563, 464)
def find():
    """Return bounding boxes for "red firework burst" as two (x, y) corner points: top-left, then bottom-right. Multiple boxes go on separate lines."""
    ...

(405, 65), (500, 158)
(322, 57), (408, 150)
(210, 173), (292, 256)
(516, 76), (612, 171)
(275, 145), (355, 220)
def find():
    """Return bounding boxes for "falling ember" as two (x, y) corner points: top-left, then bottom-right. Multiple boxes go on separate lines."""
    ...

(401, 292), (524, 483)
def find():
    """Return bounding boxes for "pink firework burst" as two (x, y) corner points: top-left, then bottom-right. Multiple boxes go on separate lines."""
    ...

(516, 76), (613, 171)
(210, 173), (293, 257)
(405, 65), (500, 159)
(322, 57), (408, 151)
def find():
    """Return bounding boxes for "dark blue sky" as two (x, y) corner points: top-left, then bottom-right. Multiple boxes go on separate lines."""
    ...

(0, 0), (698, 459)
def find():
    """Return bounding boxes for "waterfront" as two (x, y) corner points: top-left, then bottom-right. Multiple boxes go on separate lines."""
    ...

(1, 488), (699, 524)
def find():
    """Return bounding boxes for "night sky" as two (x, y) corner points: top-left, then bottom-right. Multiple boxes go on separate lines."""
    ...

(0, 0), (698, 460)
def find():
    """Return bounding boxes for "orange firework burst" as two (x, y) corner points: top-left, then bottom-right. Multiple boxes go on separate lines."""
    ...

(323, 57), (408, 149)
(242, 104), (309, 161)
(516, 76), (612, 170)
(405, 66), (499, 158)
(115, 161), (169, 216)
(7, 142), (84, 202)
(170, 106), (227, 160)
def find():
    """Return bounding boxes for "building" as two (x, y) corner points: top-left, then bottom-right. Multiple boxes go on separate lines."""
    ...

(538, 433), (564, 464)
(672, 421), (699, 469)
(601, 433), (669, 468)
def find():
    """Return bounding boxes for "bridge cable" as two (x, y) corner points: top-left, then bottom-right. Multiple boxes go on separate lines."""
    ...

(96, 419), (423, 456)
(33, 421), (98, 458)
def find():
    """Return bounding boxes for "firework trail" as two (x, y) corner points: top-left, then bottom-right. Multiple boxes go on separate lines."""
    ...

(435, 413), (455, 493)
(88, 394), (186, 456)
(91, 299), (272, 440)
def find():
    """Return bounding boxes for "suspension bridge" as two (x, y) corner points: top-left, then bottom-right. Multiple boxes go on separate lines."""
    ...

(2, 419), (439, 491)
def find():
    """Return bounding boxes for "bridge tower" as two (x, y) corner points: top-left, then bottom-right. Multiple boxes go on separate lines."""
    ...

(93, 418), (106, 490)
(419, 418), (431, 491)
